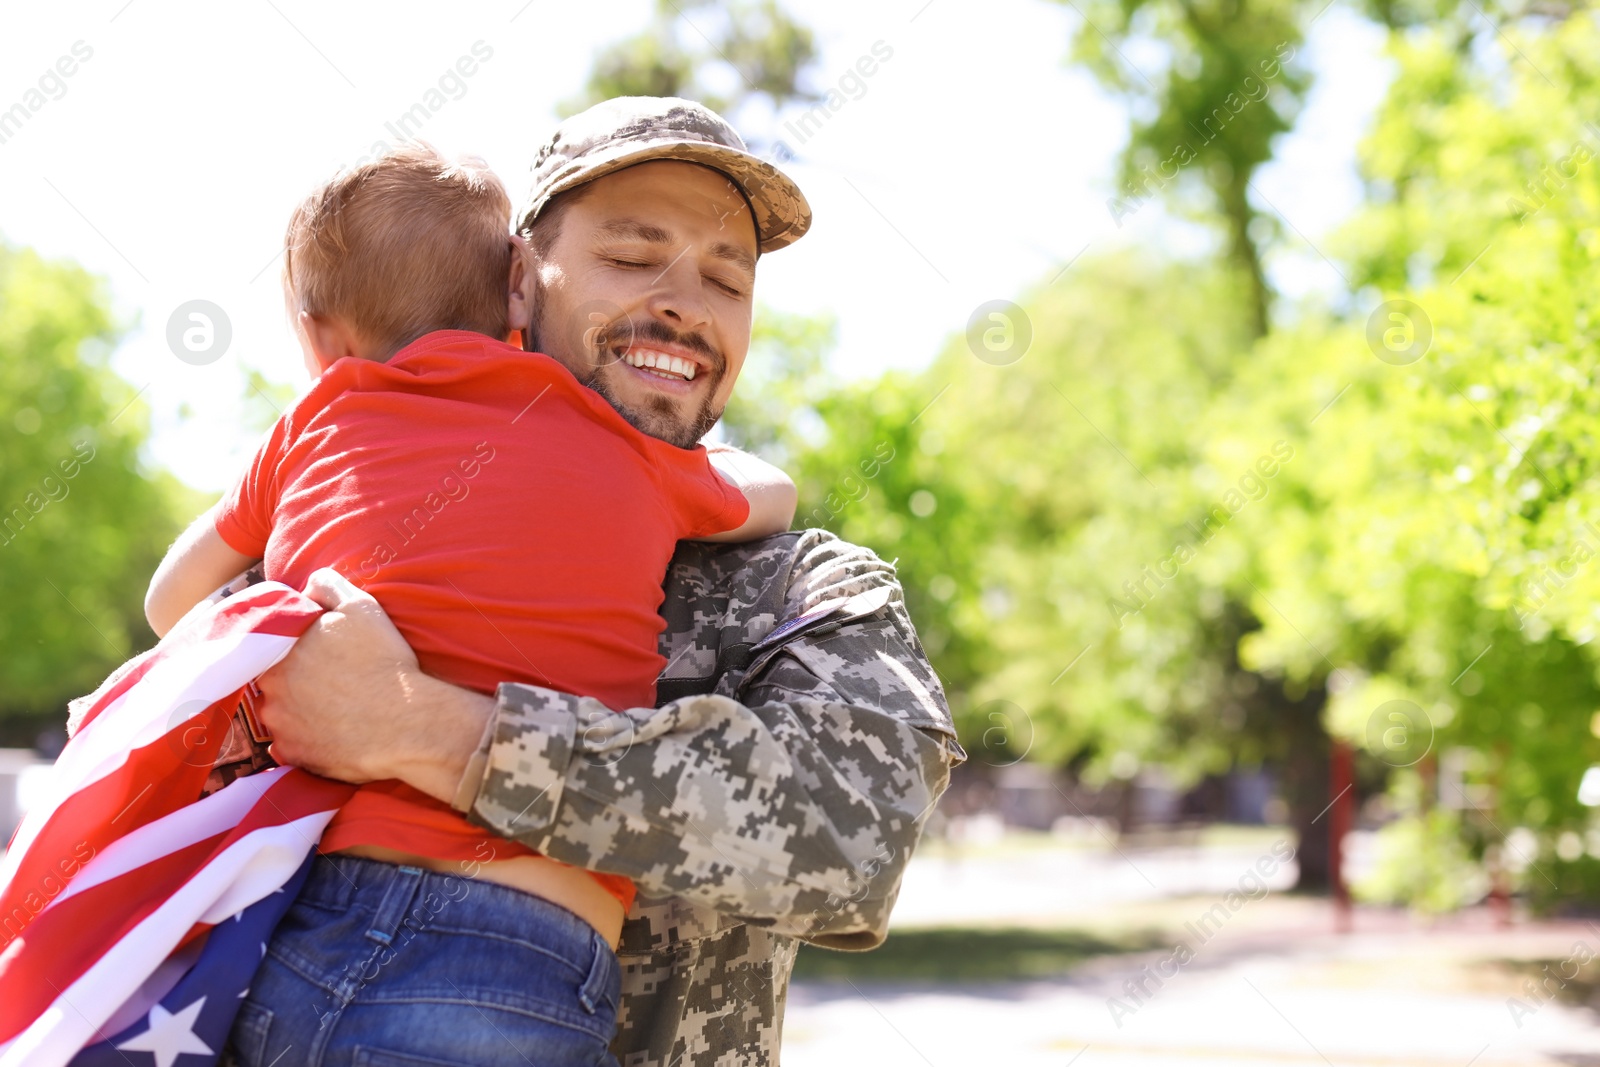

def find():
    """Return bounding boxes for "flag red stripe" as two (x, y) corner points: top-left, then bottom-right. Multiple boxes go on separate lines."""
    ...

(68, 646), (163, 738)
(0, 701), (231, 940)
(74, 585), (320, 735)
(0, 834), (229, 1037)
(0, 769), (351, 1042)
(0, 582), (334, 1054)
(1, 584), (324, 945)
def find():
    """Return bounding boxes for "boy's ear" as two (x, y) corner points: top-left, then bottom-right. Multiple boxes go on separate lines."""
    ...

(298, 311), (364, 373)
(506, 234), (535, 343)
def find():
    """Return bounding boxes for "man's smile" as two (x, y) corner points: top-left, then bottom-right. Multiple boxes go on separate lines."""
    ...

(619, 344), (699, 381)
(608, 338), (719, 398)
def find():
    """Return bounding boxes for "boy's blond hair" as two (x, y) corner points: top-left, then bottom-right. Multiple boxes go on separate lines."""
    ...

(284, 144), (514, 358)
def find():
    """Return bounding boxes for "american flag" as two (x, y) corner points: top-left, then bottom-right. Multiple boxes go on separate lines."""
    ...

(0, 583), (355, 1067)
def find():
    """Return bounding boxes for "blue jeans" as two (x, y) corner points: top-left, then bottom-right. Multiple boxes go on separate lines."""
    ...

(226, 854), (620, 1067)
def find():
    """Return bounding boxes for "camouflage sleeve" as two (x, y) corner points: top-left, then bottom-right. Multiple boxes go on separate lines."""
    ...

(468, 536), (964, 950)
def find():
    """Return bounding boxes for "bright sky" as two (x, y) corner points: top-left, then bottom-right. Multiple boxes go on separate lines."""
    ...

(0, 0), (1388, 493)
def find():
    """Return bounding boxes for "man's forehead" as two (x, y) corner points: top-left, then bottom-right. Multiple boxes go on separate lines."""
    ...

(584, 161), (758, 254)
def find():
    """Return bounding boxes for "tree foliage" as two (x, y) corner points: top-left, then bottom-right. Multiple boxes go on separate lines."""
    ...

(564, 0), (821, 122)
(728, 255), (1349, 883)
(1059, 0), (1311, 336)
(1232, 14), (1600, 901)
(724, 3), (1600, 905)
(0, 243), (197, 739)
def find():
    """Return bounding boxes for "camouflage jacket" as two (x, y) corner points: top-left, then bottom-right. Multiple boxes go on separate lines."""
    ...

(462, 529), (963, 1067)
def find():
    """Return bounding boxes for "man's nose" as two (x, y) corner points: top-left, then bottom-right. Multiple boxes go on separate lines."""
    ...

(647, 249), (712, 331)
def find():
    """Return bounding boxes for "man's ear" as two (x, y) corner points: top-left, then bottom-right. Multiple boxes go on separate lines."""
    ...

(506, 234), (535, 343)
(298, 311), (364, 373)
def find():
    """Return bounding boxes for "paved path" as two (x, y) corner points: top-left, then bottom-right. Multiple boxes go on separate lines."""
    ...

(886, 832), (1301, 927)
(786, 836), (1600, 1066)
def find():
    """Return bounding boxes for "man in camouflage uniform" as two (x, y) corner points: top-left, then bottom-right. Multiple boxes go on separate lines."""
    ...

(239, 98), (963, 1066)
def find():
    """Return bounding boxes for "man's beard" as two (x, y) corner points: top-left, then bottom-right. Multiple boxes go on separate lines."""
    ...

(529, 288), (726, 449)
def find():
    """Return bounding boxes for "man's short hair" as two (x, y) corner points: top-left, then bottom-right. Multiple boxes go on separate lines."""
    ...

(521, 183), (591, 264)
(284, 144), (513, 357)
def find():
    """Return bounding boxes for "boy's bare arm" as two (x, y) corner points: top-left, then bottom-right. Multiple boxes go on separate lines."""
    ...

(698, 445), (797, 542)
(145, 504), (259, 637)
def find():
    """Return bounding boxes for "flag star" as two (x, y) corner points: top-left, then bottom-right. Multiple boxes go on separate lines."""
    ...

(115, 998), (213, 1067)
(238, 986), (250, 999)
(260, 941), (268, 958)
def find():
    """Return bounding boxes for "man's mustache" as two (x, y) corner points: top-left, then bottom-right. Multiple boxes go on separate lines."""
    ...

(589, 317), (725, 377)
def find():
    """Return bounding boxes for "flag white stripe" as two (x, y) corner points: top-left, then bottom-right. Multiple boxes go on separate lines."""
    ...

(0, 631), (296, 891)
(46, 768), (290, 908)
(0, 811), (335, 1067)
(51, 630), (294, 803)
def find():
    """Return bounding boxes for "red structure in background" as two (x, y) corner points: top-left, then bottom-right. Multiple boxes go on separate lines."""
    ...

(1487, 742), (1513, 928)
(1329, 740), (1355, 933)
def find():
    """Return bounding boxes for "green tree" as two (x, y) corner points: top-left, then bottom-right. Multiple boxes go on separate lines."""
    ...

(729, 253), (1360, 883)
(728, 259), (1306, 815)
(565, 0), (821, 123)
(1049, 0), (1349, 884)
(1059, 0), (1310, 337)
(0, 243), (197, 742)
(725, 0), (1600, 908)
(718, 305), (836, 471)
(1217, 12), (1600, 905)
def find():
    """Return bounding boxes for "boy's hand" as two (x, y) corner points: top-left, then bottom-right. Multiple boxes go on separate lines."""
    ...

(256, 568), (494, 802)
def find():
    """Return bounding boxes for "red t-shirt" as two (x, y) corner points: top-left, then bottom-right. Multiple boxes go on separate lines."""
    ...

(215, 330), (750, 910)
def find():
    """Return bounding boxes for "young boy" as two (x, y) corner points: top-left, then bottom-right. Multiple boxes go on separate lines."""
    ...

(142, 144), (795, 1063)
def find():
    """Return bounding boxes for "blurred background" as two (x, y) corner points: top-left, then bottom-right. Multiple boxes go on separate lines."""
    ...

(6, 0), (1600, 1062)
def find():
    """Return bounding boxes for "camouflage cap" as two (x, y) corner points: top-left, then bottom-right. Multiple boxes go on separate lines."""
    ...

(517, 96), (811, 255)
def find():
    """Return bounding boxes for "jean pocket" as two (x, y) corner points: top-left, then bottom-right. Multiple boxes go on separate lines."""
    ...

(227, 1001), (275, 1067)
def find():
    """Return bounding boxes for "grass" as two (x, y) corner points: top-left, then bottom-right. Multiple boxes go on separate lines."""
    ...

(792, 925), (1165, 982)
(1501, 956), (1600, 1014)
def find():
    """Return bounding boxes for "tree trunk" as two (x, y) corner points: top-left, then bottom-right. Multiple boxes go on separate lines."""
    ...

(1280, 687), (1333, 891)
(1219, 173), (1271, 341)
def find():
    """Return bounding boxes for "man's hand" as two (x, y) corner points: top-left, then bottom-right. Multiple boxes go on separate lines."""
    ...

(256, 568), (496, 804)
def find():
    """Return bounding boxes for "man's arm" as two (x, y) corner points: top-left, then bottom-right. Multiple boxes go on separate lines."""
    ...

(253, 569), (496, 796)
(465, 534), (962, 949)
(255, 536), (962, 949)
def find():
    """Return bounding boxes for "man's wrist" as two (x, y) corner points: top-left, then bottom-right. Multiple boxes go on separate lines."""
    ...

(450, 702), (499, 814)
(389, 669), (497, 806)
